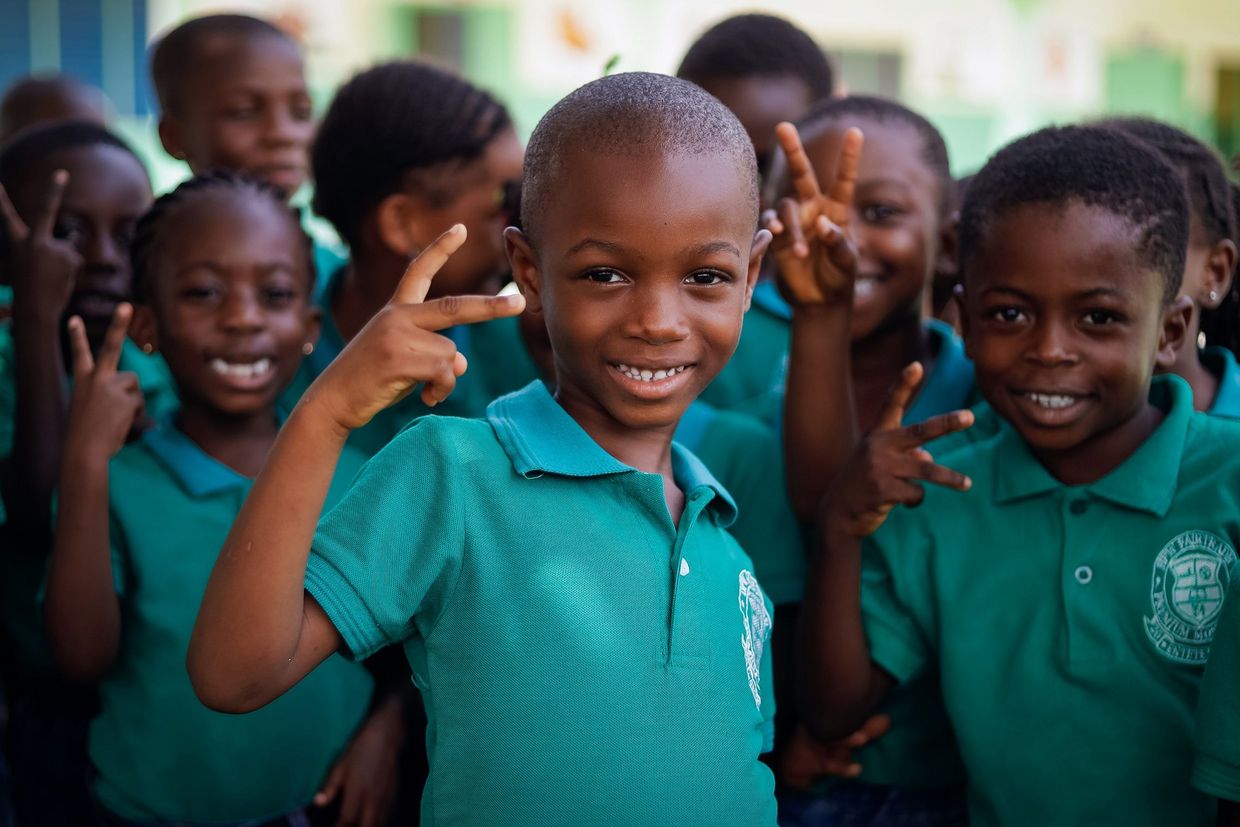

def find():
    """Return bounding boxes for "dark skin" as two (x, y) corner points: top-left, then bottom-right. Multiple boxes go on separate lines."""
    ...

(332, 128), (524, 342)
(48, 194), (401, 827)
(158, 34), (314, 195)
(0, 75), (106, 144)
(1221, 799), (1240, 826)
(507, 149), (768, 521)
(801, 201), (1191, 740)
(768, 118), (957, 518)
(0, 146), (151, 549)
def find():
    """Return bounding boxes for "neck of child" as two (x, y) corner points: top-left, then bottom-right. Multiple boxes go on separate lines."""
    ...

(174, 402), (281, 480)
(333, 249), (407, 343)
(553, 383), (677, 478)
(1168, 328), (1219, 412)
(850, 312), (933, 429)
(1031, 401), (1165, 486)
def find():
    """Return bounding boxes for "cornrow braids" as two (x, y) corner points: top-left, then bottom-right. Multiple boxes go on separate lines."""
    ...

(130, 170), (314, 300)
(311, 61), (512, 249)
(1200, 181), (1240, 357)
(677, 14), (833, 100)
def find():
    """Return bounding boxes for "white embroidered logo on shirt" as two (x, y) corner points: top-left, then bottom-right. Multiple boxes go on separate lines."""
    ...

(738, 570), (772, 708)
(1145, 530), (1237, 664)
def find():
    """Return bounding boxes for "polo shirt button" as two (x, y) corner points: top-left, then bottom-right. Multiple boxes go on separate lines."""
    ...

(1074, 565), (1093, 585)
(1069, 499), (1089, 515)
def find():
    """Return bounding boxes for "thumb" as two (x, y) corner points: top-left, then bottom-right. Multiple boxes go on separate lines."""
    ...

(316, 760), (346, 806)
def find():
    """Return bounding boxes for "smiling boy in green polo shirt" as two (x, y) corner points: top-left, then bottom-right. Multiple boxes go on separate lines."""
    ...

(188, 74), (789, 825)
(798, 124), (1240, 827)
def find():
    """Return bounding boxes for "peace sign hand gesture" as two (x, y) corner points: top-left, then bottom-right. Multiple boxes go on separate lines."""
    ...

(0, 171), (82, 319)
(303, 225), (525, 434)
(761, 123), (863, 307)
(825, 363), (974, 538)
(65, 303), (145, 463)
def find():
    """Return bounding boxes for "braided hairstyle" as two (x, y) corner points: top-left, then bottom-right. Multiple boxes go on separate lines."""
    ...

(1101, 118), (1240, 355)
(311, 61), (512, 249)
(676, 14), (834, 100)
(130, 170), (314, 301)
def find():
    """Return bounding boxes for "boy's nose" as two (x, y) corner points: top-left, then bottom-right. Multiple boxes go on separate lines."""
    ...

(1026, 319), (1078, 366)
(628, 286), (690, 344)
(264, 106), (310, 146)
(82, 227), (122, 271)
(219, 292), (265, 330)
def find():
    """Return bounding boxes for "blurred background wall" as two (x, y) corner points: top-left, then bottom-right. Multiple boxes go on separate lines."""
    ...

(3, 0), (1239, 192)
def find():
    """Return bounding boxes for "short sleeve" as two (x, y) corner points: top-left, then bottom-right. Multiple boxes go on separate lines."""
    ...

(859, 509), (935, 685)
(1193, 589), (1240, 800)
(305, 418), (467, 661)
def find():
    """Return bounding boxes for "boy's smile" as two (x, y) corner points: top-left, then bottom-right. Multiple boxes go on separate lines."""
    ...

(963, 201), (1183, 482)
(508, 149), (765, 440)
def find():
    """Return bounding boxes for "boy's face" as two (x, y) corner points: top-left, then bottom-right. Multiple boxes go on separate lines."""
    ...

(697, 75), (814, 185)
(133, 195), (318, 417)
(802, 118), (945, 343)
(508, 149), (766, 434)
(962, 201), (1180, 463)
(13, 145), (152, 351)
(160, 35), (313, 195)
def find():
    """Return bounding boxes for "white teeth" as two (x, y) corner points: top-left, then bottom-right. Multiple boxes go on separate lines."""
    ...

(210, 358), (272, 380)
(614, 364), (689, 382)
(1028, 392), (1077, 409)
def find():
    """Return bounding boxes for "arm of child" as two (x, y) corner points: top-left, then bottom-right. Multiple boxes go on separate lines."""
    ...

(44, 307), (144, 681)
(1221, 800), (1240, 827)
(188, 225), (524, 713)
(0, 173), (82, 548)
(764, 124), (867, 520)
(798, 363), (972, 740)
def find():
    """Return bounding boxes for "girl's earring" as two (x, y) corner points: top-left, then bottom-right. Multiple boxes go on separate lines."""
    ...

(1209, 290), (1220, 303)
(142, 342), (154, 354)
(302, 342), (315, 356)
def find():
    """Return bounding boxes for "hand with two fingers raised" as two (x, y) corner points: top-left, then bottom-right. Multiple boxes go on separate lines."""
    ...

(0, 170), (83, 321)
(761, 123), (864, 307)
(64, 303), (145, 464)
(825, 362), (973, 539)
(300, 225), (525, 434)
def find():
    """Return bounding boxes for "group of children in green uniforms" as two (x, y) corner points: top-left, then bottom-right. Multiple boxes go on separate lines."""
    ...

(2, 8), (1240, 827)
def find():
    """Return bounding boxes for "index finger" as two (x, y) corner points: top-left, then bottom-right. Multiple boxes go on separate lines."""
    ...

(390, 224), (467, 305)
(875, 362), (924, 431)
(96, 302), (133, 373)
(896, 408), (975, 449)
(65, 316), (94, 378)
(775, 122), (822, 204)
(412, 292), (525, 332)
(825, 127), (864, 224)
(33, 170), (68, 240)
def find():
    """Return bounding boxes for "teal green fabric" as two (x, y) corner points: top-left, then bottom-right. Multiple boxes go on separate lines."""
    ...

(699, 281), (789, 425)
(675, 401), (804, 605)
(861, 376), (1238, 826)
(306, 381), (778, 826)
(1193, 560), (1240, 800)
(1203, 347), (1240, 420)
(91, 417), (373, 823)
(312, 239), (346, 300)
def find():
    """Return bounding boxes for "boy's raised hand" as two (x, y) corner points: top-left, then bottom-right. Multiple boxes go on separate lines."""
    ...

(304, 224), (525, 433)
(65, 304), (144, 461)
(762, 123), (863, 306)
(0, 171), (82, 317)
(825, 362), (973, 538)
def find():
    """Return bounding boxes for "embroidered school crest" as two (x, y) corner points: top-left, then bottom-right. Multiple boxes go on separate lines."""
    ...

(1144, 530), (1237, 664)
(739, 570), (772, 708)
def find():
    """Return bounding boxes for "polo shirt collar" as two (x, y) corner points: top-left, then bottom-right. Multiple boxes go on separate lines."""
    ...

(141, 415), (250, 498)
(992, 375), (1191, 516)
(487, 382), (738, 524)
(1204, 346), (1240, 420)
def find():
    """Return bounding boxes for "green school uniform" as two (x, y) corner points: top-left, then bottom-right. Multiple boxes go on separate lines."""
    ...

(699, 281), (789, 425)
(861, 376), (1239, 826)
(1202, 347), (1240, 420)
(1193, 559), (1240, 801)
(92, 417), (373, 823)
(675, 400), (804, 605)
(306, 381), (778, 826)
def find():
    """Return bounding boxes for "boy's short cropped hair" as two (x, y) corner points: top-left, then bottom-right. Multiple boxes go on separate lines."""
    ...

(520, 71), (759, 244)
(150, 15), (291, 116)
(311, 61), (511, 249)
(959, 125), (1190, 302)
(676, 14), (834, 101)
(797, 95), (952, 213)
(0, 120), (137, 205)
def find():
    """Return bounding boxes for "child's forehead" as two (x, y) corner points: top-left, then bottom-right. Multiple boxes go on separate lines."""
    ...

(18, 144), (149, 213)
(184, 34), (304, 94)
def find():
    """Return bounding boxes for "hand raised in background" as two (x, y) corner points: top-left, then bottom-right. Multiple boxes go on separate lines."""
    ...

(64, 304), (144, 463)
(0, 170), (82, 319)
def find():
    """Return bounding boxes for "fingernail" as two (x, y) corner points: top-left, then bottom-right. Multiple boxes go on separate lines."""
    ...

(53, 169), (68, 185)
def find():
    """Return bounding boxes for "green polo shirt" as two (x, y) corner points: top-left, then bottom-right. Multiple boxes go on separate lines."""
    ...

(306, 381), (778, 826)
(92, 418), (373, 823)
(675, 400), (804, 605)
(1202, 347), (1240, 420)
(860, 375), (1238, 826)
(700, 281), (789, 425)
(1194, 573), (1240, 801)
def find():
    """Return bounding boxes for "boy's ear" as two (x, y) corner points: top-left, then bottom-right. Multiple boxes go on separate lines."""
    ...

(1199, 239), (1238, 310)
(157, 116), (189, 165)
(935, 212), (960, 277)
(744, 229), (773, 311)
(128, 302), (159, 354)
(375, 193), (430, 259)
(504, 227), (543, 313)
(1156, 294), (1193, 371)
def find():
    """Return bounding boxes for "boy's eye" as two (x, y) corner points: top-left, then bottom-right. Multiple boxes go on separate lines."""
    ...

(583, 269), (625, 284)
(181, 285), (221, 301)
(262, 286), (297, 304)
(685, 270), (729, 286)
(291, 98), (314, 122)
(224, 106), (259, 120)
(114, 222), (136, 249)
(860, 203), (901, 223)
(1083, 309), (1121, 326)
(989, 306), (1028, 324)
(53, 217), (85, 245)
